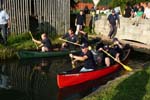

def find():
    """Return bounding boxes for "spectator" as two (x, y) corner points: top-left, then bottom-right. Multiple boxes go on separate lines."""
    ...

(107, 9), (120, 39)
(132, 7), (144, 26)
(0, 8), (10, 45)
(78, 29), (88, 44)
(75, 10), (85, 35)
(143, 2), (150, 19)
(124, 4), (132, 18)
(90, 6), (96, 33)
(83, 6), (90, 14)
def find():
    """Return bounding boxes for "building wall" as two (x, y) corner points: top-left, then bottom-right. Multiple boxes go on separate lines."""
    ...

(0, 0), (70, 35)
(95, 16), (150, 45)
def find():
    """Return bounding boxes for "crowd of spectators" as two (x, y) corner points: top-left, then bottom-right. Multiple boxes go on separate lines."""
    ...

(123, 2), (150, 26)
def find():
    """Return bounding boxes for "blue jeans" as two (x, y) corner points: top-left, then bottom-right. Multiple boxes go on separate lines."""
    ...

(0, 24), (8, 44)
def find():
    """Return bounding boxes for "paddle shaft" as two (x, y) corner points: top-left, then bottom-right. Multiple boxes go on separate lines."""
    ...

(59, 38), (81, 46)
(71, 58), (76, 69)
(101, 49), (132, 71)
(29, 32), (39, 49)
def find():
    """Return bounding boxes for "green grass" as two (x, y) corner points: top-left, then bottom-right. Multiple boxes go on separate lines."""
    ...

(83, 67), (150, 100)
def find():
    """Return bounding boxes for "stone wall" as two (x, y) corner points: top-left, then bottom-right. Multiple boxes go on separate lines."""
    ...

(95, 16), (150, 45)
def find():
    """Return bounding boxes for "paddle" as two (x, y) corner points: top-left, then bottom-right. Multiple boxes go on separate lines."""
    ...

(59, 38), (81, 46)
(29, 31), (39, 49)
(71, 57), (76, 69)
(101, 49), (132, 71)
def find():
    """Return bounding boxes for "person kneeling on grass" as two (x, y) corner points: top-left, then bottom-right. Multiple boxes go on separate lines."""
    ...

(69, 43), (96, 72)
(32, 33), (52, 52)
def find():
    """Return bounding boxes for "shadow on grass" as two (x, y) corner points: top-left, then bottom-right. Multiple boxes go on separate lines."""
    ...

(112, 68), (150, 100)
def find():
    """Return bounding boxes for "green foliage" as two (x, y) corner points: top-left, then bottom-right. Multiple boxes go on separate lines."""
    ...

(7, 32), (30, 45)
(0, 47), (16, 60)
(83, 26), (96, 35)
(71, 9), (80, 14)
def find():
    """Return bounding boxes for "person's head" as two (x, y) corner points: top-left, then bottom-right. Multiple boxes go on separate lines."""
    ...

(112, 9), (115, 15)
(112, 37), (119, 44)
(104, 44), (109, 51)
(68, 28), (74, 35)
(81, 43), (88, 53)
(138, 7), (142, 11)
(41, 33), (47, 40)
(80, 10), (83, 15)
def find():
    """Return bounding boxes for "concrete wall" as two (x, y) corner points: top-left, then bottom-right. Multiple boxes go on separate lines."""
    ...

(95, 16), (150, 45)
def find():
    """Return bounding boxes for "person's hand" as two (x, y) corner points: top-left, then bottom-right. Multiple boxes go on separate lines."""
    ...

(117, 24), (120, 28)
(32, 38), (35, 41)
(59, 37), (62, 40)
(8, 25), (10, 29)
(69, 54), (73, 58)
(83, 23), (85, 26)
(115, 41), (119, 44)
(98, 48), (103, 51)
(36, 46), (39, 50)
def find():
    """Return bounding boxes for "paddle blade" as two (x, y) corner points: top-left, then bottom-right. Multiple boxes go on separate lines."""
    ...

(122, 65), (132, 71)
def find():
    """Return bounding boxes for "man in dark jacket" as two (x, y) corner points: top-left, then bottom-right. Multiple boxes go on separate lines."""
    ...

(107, 10), (120, 39)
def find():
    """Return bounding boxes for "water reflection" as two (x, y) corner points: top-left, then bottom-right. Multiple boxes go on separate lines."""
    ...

(0, 57), (70, 100)
(0, 64), (10, 89)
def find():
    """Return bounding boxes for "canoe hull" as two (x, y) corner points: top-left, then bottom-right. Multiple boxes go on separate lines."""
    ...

(57, 64), (120, 88)
(57, 49), (131, 88)
(17, 50), (79, 59)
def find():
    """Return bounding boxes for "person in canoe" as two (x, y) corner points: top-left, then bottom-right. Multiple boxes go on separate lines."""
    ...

(78, 29), (88, 44)
(69, 43), (96, 72)
(96, 39), (123, 67)
(111, 37), (124, 61)
(32, 33), (52, 52)
(60, 28), (78, 50)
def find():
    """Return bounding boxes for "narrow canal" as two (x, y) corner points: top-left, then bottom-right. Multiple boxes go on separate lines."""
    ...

(0, 51), (150, 100)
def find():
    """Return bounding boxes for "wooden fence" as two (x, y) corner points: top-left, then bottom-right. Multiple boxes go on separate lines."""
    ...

(0, 0), (70, 35)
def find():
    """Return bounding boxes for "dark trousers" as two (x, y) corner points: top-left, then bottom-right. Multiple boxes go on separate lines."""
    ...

(0, 24), (8, 44)
(108, 24), (117, 39)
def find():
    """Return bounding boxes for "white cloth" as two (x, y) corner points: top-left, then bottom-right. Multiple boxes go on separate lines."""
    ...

(0, 10), (9, 24)
(80, 67), (94, 72)
(144, 7), (150, 19)
(75, 25), (82, 35)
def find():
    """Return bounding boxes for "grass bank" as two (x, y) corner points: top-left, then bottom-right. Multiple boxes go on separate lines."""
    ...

(0, 32), (62, 60)
(83, 67), (150, 100)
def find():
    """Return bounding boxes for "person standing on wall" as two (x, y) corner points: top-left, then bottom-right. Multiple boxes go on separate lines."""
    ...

(75, 10), (85, 35)
(0, 8), (10, 45)
(107, 9), (120, 39)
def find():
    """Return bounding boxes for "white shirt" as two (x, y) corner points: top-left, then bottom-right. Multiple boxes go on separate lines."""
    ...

(144, 7), (150, 19)
(0, 10), (9, 24)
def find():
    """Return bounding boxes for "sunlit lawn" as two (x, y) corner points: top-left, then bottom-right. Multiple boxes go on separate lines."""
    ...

(83, 67), (150, 100)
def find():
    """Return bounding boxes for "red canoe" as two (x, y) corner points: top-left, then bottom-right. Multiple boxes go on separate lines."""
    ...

(57, 49), (131, 88)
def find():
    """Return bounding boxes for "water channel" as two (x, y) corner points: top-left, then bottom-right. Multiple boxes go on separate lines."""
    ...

(0, 51), (150, 100)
